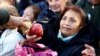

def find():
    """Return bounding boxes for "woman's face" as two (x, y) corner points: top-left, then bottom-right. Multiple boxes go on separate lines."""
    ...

(60, 10), (83, 37)
(47, 0), (68, 12)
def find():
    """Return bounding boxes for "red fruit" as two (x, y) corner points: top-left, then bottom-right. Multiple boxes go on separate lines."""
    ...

(28, 23), (43, 37)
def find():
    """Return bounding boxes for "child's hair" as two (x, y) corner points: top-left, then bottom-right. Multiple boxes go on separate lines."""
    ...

(26, 5), (41, 20)
(0, 3), (19, 16)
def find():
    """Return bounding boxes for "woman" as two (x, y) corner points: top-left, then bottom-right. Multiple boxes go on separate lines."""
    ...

(39, 5), (95, 56)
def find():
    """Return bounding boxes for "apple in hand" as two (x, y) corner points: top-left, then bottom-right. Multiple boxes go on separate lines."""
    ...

(28, 23), (43, 37)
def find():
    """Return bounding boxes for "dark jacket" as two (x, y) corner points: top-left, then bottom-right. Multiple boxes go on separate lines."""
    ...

(36, 1), (48, 11)
(37, 9), (60, 31)
(76, 0), (100, 48)
(17, 0), (31, 16)
(38, 23), (93, 56)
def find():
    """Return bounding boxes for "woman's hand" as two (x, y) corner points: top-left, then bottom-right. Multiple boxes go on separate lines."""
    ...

(26, 35), (42, 42)
(19, 35), (42, 46)
(82, 44), (96, 56)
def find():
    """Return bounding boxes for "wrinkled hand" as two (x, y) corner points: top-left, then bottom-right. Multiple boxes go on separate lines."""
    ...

(26, 35), (42, 42)
(82, 44), (96, 56)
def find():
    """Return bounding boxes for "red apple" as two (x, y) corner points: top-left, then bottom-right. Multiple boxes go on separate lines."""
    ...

(28, 23), (43, 37)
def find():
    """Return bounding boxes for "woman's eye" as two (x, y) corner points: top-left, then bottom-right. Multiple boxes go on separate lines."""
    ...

(70, 18), (76, 22)
(62, 17), (67, 20)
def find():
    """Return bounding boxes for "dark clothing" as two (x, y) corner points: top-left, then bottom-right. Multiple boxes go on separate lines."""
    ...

(17, 0), (31, 16)
(18, 1), (48, 16)
(76, 0), (100, 48)
(38, 24), (93, 56)
(36, 2), (93, 55)
(36, 1), (48, 10)
(76, 0), (100, 30)
(37, 9), (60, 31)
(31, 0), (45, 3)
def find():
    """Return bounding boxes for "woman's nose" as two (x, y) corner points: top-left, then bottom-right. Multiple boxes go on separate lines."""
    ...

(64, 20), (71, 26)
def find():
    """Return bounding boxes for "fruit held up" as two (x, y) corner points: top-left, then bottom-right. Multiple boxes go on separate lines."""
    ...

(28, 23), (43, 37)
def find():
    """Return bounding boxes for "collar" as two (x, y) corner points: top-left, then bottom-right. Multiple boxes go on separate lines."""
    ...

(57, 30), (77, 42)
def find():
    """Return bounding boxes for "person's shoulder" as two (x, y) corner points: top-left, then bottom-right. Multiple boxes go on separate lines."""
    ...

(36, 1), (48, 10)
(75, 0), (87, 7)
(58, 43), (84, 56)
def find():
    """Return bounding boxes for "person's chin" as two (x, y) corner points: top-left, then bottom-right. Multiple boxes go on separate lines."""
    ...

(51, 9), (60, 13)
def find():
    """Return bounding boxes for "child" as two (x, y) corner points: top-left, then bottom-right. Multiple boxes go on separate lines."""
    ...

(0, 3), (24, 56)
(22, 5), (41, 22)
(20, 5), (41, 34)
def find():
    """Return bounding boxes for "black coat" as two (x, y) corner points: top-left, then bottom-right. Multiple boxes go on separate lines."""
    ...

(38, 25), (93, 56)
(76, 0), (100, 48)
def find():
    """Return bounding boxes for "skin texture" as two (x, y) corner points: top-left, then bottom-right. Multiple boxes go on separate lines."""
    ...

(82, 44), (96, 56)
(60, 10), (82, 37)
(47, 0), (68, 13)
(0, 0), (15, 5)
(22, 7), (34, 22)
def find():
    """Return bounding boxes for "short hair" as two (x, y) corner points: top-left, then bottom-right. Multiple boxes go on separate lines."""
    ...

(60, 5), (87, 27)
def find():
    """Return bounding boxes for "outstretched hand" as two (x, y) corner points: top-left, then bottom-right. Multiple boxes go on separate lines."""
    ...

(82, 44), (96, 56)
(19, 35), (42, 46)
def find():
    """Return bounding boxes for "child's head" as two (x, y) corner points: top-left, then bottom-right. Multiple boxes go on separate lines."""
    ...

(0, 3), (19, 29)
(59, 5), (87, 37)
(46, 0), (71, 13)
(22, 5), (41, 22)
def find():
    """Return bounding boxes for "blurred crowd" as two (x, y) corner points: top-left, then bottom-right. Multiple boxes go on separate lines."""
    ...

(0, 0), (100, 56)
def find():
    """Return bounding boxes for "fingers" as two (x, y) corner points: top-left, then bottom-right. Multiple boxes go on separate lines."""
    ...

(82, 44), (96, 56)
(26, 35), (37, 40)
(85, 44), (95, 53)
(85, 44), (92, 49)
(81, 48), (88, 55)
(26, 35), (42, 42)
(34, 37), (42, 42)
(36, 43), (46, 48)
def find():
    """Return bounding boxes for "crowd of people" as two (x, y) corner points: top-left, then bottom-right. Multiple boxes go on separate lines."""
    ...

(0, 0), (100, 56)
